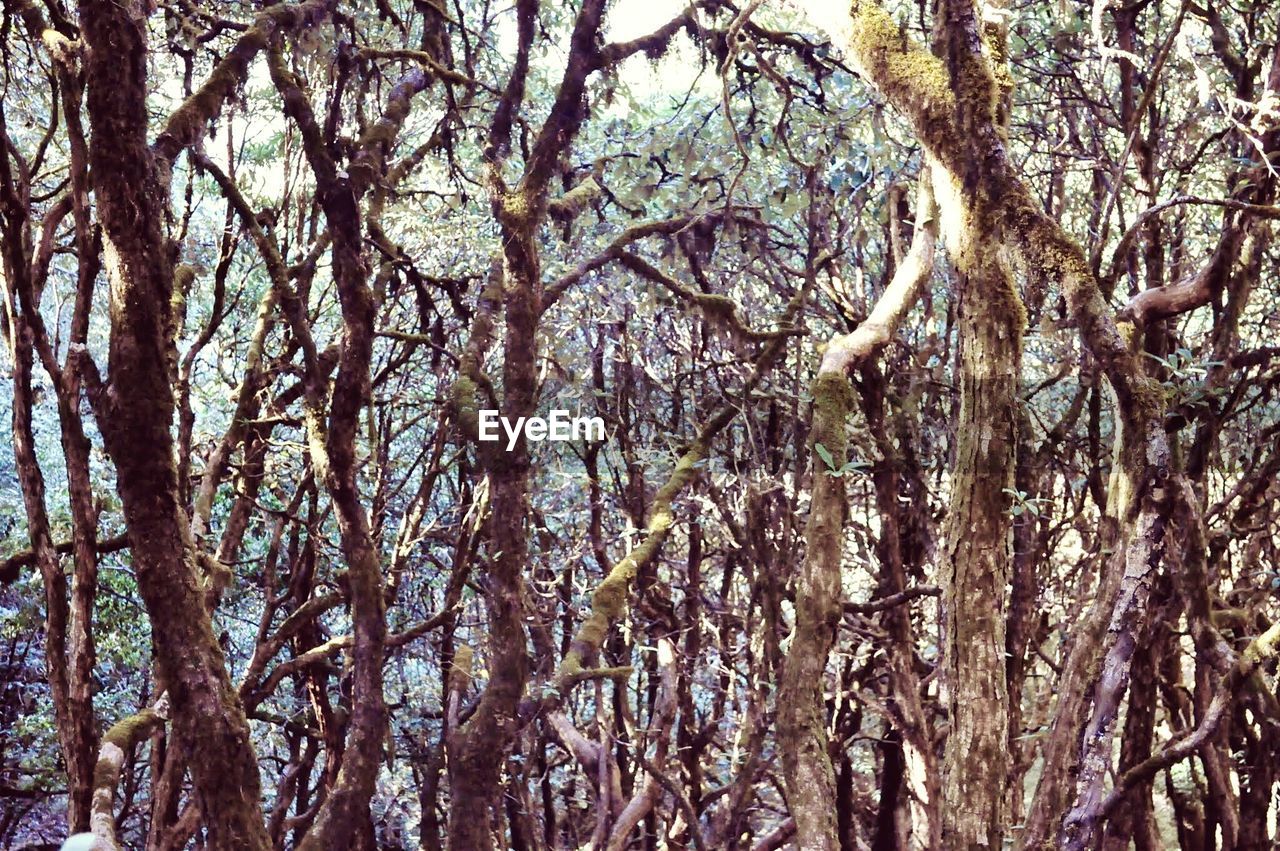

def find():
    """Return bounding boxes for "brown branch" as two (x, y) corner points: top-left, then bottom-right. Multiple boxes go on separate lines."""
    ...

(605, 639), (679, 851)
(153, 0), (335, 163)
(1095, 617), (1280, 822)
(615, 250), (802, 342)
(1105, 194), (1280, 295)
(542, 215), (703, 309)
(843, 585), (941, 615)
(0, 533), (129, 584)
(358, 48), (483, 89)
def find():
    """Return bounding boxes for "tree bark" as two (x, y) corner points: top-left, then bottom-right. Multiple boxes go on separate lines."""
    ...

(779, 178), (937, 850)
(73, 0), (281, 844)
(931, 147), (1022, 851)
(786, 3), (1174, 846)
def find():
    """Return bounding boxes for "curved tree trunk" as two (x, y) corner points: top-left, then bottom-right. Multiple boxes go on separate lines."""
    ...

(779, 179), (938, 850)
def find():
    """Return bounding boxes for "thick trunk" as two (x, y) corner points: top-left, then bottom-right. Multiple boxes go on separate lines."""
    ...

(926, 17), (1022, 838)
(75, 0), (271, 844)
(788, 3), (1173, 846)
(935, 187), (1022, 850)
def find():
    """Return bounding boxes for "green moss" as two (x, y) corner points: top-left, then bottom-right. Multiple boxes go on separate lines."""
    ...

(695, 292), (738, 317)
(94, 708), (163, 788)
(549, 176), (600, 219)
(449, 644), (474, 693)
(591, 573), (626, 615)
(553, 441), (708, 690)
(810, 371), (854, 454)
(1130, 374), (1171, 418)
(502, 191), (532, 224)
(102, 708), (159, 748)
(449, 376), (479, 438)
(849, 2), (954, 110)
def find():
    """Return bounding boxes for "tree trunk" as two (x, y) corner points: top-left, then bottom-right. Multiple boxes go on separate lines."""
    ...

(75, 0), (271, 844)
(934, 174), (1023, 850)
(780, 178), (938, 850)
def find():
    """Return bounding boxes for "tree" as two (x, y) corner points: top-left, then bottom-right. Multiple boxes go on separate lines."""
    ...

(2, 0), (1279, 848)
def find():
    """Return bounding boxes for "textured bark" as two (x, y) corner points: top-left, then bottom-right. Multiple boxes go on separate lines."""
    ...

(933, 178), (1022, 849)
(267, 48), (436, 851)
(779, 179), (937, 851)
(788, 4), (1173, 847)
(442, 3), (606, 843)
(445, 238), (538, 850)
(288, 186), (387, 851)
(1100, 582), (1172, 851)
(1096, 617), (1280, 819)
(777, 369), (848, 851)
(0, 34), (101, 824)
(50, 33), (104, 835)
(73, 0), (280, 844)
(929, 13), (1022, 843)
(1059, 490), (1171, 849)
(54, 367), (102, 838)
(440, 1), (741, 841)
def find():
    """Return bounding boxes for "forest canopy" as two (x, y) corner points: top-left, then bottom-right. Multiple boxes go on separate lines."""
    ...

(0, 0), (1278, 848)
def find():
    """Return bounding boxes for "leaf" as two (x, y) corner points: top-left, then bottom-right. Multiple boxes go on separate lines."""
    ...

(814, 442), (836, 471)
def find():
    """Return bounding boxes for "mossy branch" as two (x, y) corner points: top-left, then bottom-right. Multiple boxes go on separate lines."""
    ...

(154, 0), (335, 163)
(533, 256), (815, 716)
(359, 47), (483, 89)
(448, 644), (475, 694)
(547, 175), (602, 221)
(542, 215), (703, 310)
(348, 68), (430, 193)
(0, 532), (129, 584)
(449, 258), (503, 443)
(90, 694), (170, 850)
(554, 438), (706, 684)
